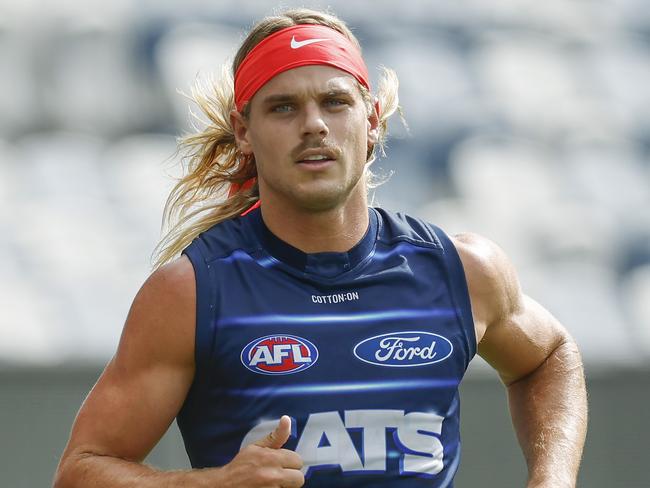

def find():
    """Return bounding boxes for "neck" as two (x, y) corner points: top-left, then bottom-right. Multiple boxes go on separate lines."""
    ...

(259, 193), (370, 254)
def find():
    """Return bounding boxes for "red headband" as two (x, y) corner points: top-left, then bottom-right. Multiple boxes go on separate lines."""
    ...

(234, 24), (371, 112)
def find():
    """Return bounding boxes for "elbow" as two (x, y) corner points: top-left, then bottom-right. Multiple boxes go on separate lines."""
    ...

(504, 337), (584, 388)
(52, 451), (90, 488)
(52, 459), (72, 488)
(553, 336), (585, 374)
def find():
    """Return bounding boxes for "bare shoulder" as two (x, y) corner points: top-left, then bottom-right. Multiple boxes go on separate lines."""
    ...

(144, 256), (195, 307)
(451, 233), (572, 384)
(450, 232), (523, 342)
(140, 255), (196, 306)
(119, 255), (196, 365)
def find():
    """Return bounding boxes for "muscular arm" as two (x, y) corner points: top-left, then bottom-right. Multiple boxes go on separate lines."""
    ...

(53, 257), (304, 488)
(454, 234), (587, 488)
(53, 257), (202, 487)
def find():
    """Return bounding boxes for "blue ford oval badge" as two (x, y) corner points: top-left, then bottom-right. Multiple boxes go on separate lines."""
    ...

(353, 331), (453, 367)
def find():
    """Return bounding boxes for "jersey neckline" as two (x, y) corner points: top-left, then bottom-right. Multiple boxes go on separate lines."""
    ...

(245, 206), (378, 278)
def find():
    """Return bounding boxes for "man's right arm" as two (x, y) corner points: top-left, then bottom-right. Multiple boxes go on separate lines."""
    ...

(53, 256), (304, 488)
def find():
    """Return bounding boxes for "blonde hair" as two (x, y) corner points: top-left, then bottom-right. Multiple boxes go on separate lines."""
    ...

(151, 8), (402, 270)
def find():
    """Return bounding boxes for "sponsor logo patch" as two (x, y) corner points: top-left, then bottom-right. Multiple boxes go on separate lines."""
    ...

(353, 331), (453, 367)
(241, 334), (319, 375)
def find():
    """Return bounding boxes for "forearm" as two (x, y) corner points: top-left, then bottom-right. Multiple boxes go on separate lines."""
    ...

(53, 452), (218, 488)
(506, 339), (588, 488)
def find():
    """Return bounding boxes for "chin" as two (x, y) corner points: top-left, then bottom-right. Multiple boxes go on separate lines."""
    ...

(296, 194), (345, 212)
(263, 174), (364, 212)
(290, 184), (350, 212)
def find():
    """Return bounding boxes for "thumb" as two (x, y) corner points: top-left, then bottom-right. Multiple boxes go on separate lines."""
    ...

(254, 415), (292, 449)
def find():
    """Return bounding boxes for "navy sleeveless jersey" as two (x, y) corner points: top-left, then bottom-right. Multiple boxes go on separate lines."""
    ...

(177, 206), (476, 487)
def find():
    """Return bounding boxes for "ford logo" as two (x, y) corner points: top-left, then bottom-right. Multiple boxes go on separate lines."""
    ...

(353, 331), (453, 367)
(241, 334), (319, 375)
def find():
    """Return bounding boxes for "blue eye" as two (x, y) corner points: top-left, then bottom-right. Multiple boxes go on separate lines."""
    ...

(326, 99), (345, 106)
(272, 104), (294, 113)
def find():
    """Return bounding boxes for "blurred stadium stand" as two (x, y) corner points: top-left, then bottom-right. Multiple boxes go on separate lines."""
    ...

(0, 0), (648, 486)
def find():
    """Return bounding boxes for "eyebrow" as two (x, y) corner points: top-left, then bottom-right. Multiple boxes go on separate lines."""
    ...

(261, 94), (297, 105)
(261, 88), (356, 106)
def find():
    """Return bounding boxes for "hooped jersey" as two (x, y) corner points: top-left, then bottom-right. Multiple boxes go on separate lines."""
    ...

(177, 206), (476, 487)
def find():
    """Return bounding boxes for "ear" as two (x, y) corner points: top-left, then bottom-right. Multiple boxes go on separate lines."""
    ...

(230, 109), (254, 156)
(366, 98), (380, 145)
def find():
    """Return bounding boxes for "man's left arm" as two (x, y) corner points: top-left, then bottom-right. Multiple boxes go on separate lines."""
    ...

(454, 234), (588, 488)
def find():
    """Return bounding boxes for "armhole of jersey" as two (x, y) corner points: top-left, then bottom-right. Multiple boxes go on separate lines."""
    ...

(430, 225), (478, 364)
(181, 239), (214, 376)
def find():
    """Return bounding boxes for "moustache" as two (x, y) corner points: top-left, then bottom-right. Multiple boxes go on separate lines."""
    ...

(291, 141), (341, 160)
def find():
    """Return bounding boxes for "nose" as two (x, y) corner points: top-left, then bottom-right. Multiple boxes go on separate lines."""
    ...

(301, 102), (329, 138)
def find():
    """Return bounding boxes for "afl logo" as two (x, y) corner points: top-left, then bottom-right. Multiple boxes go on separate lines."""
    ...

(353, 331), (453, 367)
(241, 335), (319, 375)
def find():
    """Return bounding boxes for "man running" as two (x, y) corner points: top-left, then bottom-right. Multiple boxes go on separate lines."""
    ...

(54, 8), (587, 488)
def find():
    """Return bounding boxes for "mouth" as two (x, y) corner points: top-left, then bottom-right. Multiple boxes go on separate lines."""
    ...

(295, 149), (338, 168)
(297, 156), (335, 165)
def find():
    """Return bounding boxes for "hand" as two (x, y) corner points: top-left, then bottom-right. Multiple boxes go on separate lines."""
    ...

(217, 415), (304, 487)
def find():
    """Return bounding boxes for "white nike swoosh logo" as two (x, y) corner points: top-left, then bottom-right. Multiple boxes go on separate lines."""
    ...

(290, 36), (330, 49)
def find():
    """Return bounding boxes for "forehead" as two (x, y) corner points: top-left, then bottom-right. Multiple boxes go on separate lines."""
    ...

(252, 65), (360, 102)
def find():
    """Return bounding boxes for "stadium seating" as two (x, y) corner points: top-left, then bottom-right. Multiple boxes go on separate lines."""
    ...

(0, 0), (648, 367)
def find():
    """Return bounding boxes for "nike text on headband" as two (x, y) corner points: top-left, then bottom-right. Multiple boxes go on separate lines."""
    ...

(234, 24), (372, 112)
